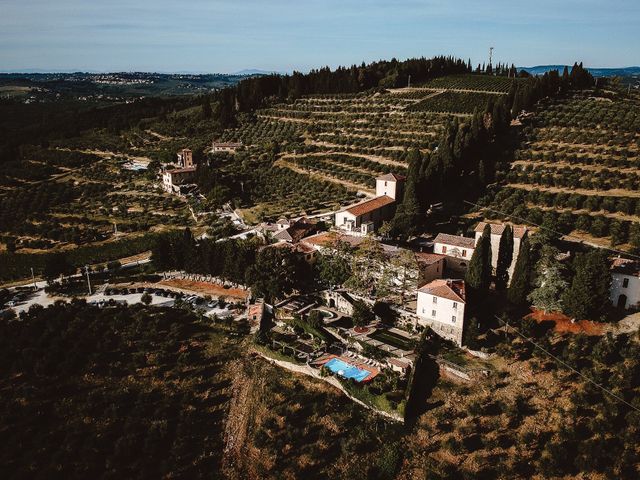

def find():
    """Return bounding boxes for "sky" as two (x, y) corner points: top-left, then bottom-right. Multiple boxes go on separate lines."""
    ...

(1, 0), (638, 73)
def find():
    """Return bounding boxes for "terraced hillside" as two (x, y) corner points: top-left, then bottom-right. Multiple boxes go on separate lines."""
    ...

(484, 88), (640, 250)
(223, 74), (513, 200)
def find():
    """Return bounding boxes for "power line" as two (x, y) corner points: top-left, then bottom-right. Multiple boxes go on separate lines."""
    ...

(463, 199), (640, 261)
(495, 314), (640, 414)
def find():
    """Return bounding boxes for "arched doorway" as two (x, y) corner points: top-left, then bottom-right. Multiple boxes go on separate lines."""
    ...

(329, 298), (336, 308)
(617, 294), (628, 309)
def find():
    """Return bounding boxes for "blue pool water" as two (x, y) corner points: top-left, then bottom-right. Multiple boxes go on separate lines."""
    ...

(324, 358), (371, 382)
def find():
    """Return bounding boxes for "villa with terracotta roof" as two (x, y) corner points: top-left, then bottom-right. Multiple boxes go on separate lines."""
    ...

(416, 279), (466, 345)
(162, 148), (197, 193)
(334, 173), (404, 235)
(474, 221), (528, 276)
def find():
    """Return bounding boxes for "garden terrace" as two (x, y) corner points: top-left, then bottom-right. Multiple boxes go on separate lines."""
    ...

(483, 87), (640, 249)
(406, 91), (503, 114)
(413, 73), (521, 93)
(226, 88), (471, 194)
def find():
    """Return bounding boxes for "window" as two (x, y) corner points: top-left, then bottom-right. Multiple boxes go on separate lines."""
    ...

(442, 246), (447, 254)
(421, 307), (425, 314)
(452, 316), (457, 323)
(432, 297), (437, 304)
(623, 278), (629, 288)
(453, 302), (457, 309)
(384, 181), (387, 186)
(431, 310), (436, 317)
(462, 250), (466, 257)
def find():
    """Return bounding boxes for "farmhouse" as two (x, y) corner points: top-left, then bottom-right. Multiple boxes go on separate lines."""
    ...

(433, 233), (475, 274)
(416, 279), (466, 346)
(334, 173), (404, 235)
(474, 221), (528, 275)
(211, 141), (242, 153)
(162, 148), (197, 193)
(610, 258), (640, 310)
(272, 217), (318, 243)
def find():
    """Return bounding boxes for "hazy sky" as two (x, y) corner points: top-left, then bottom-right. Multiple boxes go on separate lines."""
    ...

(1, 0), (638, 73)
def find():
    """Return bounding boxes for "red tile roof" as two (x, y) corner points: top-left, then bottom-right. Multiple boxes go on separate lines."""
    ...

(418, 279), (466, 303)
(475, 222), (528, 239)
(301, 232), (364, 249)
(166, 166), (196, 174)
(345, 195), (395, 217)
(415, 252), (445, 265)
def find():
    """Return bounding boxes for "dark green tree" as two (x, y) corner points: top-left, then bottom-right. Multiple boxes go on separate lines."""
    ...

(562, 250), (611, 320)
(507, 236), (531, 305)
(495, 225), (514, 290)
(352, 300), (375, 327)
(465, 224), (492, 293)
(43, 252), (74, 282)
(245, 247), (299, 302)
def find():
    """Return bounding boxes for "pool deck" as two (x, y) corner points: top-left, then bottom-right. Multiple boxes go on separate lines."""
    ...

(312, 353), (379, 382)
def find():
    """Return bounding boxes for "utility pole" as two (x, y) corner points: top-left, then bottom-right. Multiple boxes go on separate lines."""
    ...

(30, 267), (37, 291)
(489, 47), (494, 72)
(85, 265), (92, 295)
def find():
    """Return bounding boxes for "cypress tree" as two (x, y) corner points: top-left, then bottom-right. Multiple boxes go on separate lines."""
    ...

(466, 224), (492, 293)
(562, 250), (611, 320)
(507, 236), (531, 305)
(495, 225), (514, 290)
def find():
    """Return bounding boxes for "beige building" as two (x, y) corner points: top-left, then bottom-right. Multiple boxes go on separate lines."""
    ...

(335, 173), (404, 235)
(416, 279), (466, 346)
(176, 148), (193, 168)
(162, 167), (197, 194)
(211, 141), (242, 153)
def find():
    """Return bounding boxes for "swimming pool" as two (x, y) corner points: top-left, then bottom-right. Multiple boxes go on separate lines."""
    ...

(324, 358), (371, 382)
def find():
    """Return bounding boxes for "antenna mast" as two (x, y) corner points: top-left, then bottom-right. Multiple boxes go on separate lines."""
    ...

(489, 47), (494, 71)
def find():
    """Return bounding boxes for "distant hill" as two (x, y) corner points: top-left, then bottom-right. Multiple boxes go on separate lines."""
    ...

(232, 69), (284, 76)
(519, 65), (640, 77)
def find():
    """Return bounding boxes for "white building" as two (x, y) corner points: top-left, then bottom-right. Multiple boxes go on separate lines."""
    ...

(610, 258), (640, 310)
(335, 173), (404, 235)
(162, 167), (196, 194)
(211, 141), (242, 153)
(474, 222), (528, 275)
(416, 279), (466, 346)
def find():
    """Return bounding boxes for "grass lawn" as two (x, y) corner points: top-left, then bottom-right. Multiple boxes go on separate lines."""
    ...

(368, 329), (415, 351)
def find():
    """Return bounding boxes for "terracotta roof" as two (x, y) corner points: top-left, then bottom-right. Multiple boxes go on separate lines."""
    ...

(273, 219), (317, 243)
(418, 279), (466, 303)
(271, 242), (316, 255)
(475, 222), (527, 239)
(301, 231), (365, 249)
(433, 233), (475, 249)
(377, 173), (406, 182)
(345, 195), (395, 217)
(387, 357), (412, 369)
(166, 166), (196, 174)
(611, 258), (640, 276)
(415, 252), (445, 265)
